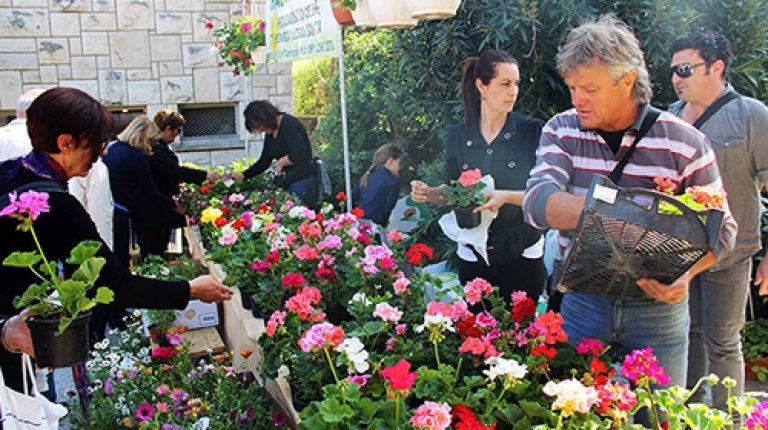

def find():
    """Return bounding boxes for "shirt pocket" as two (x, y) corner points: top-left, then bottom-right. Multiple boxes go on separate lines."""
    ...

(708, 135), (748, 172)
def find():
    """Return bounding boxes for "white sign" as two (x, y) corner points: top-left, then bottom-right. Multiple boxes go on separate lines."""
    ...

(265, 0), (341, 63)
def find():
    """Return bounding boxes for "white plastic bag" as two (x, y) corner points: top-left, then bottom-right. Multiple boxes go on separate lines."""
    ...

(0, 354), (67, 429)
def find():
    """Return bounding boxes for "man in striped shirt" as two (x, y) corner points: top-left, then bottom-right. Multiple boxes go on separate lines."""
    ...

(522, 16), (737, 388)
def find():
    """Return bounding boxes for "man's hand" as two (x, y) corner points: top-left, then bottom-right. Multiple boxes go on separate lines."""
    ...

(189, 275), (234, 303)
(475, 190), (525, 212)
(637, 273), (691, 304)
(410, 181), (446, 204)
(756, 256), (768, 295)
(4, 312), (34, 357)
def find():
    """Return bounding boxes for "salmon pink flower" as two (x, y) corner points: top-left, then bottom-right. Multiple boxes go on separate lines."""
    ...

(410, 401), (451, 430)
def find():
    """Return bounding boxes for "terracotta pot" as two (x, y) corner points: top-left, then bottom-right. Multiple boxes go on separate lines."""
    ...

(350, 0), (376, 27)
(745, 357), (768, 381)
(402, 0), (461, 20)
(369, 0), (417, 29)
(331, 1), (355, 26)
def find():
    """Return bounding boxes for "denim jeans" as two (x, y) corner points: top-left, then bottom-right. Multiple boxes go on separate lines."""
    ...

(688, 258), (751, 409)
(561, 292), (689, 388)
(289, 176), (319, 208)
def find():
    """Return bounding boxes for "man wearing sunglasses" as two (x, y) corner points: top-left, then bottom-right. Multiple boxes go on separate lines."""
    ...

(669, 31), (768, 410)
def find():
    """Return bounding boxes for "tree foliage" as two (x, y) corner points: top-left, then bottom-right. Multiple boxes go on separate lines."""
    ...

(314, 0), (768, 194)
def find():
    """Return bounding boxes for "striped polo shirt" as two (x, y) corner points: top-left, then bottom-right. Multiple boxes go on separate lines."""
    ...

(522, 105), (737, 260)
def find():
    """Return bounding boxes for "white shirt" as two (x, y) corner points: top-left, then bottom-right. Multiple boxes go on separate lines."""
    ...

(0, 119), (32, 162)
(68, 159), (115, 250)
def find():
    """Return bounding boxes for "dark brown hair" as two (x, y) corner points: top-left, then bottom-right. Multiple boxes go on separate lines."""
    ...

(244, 100), (282, 132)
(26, 87), (114, 161)
(153, 109), (186, 131)
(360, 144), (403, 189)
(461, 49), (518, 124)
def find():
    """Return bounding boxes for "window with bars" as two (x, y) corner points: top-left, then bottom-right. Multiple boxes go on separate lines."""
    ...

(178, 105), (238, 139)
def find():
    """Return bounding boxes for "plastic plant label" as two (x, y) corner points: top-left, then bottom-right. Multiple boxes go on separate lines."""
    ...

(593, 184), (617, 204)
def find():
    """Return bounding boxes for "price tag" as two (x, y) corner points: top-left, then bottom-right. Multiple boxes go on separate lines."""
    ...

(593, 184), (617, 204)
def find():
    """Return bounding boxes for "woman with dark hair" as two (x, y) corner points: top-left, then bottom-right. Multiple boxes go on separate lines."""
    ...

(234, 100), (318, 206)
(354, 144), (405, 227)
(0, 88), (233, 391)
(410, 49), (546, 303)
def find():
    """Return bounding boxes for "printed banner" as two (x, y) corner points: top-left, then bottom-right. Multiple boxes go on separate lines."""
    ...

(265, 0), (341, 63)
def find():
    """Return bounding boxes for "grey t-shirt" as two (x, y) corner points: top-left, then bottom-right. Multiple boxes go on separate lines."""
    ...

(670, 86), (768, 269)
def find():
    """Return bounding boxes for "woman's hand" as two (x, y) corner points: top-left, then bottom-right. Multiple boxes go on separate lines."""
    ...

(756, 255), (768, 295)
(3, 312), (34, 357)
(474, 190), (525, 213)
(410, 181), (446, 204)
(275, 155), (293, 175)
(189, 275), (234, 303)
(223, 172), (244, 181)
(205, 171), (220, 182)
(636, 273), (690, 304)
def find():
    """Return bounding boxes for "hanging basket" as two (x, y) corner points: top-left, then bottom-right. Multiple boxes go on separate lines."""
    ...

(331, 0), (355, 26)
(402, 0), (461, 20)
(369, 0), (418, 29)
(27, 312), (91, 368)
(250, 46), (266, 64)
(350, 0), (376, 27)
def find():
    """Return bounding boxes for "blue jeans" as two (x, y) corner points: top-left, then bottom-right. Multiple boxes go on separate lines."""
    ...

(562, 292), (689, 388)
(289, 176), (319, 208)
(688, 259), (751, 409)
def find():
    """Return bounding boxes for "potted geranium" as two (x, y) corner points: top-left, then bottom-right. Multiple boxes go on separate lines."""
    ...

(444, 168), (487, 229)
(1, 190), (114, 367)
(207, 15), (266, 76)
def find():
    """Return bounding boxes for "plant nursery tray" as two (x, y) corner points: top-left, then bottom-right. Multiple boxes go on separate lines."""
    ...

(555, 176), (724, 299)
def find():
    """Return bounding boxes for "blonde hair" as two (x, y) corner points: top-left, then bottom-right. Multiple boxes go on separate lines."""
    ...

(118, 115), (160, 155)
(360, 144), (403, 189)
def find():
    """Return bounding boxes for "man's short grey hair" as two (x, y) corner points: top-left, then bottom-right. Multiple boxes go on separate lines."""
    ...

(556, 15), (653, 104)
(16, 88), (47, 118)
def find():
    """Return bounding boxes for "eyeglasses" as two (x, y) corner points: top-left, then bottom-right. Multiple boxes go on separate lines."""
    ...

(670, 62), (706, 78)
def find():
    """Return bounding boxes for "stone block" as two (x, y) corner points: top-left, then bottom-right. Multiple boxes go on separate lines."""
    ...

(250, 74), (274, 87)
(156, 11), (190, 34)
(268, 63), (291, 75)
(81, 13), (116, 31)
(0, 9), (48, 37)
(150, 35), (182, 61)
(92, 0), (114, 11)
(270, 96), (291, 112)
(37, 38), (69, 64)
(0, 53), (37, 70)
(58, 80), (98, 98)
(48, 0), (88, 12)
(0, 71), (22, 110)
(22, 70), (40, 83)
(165, 0), (204, 11)
(210, 148), (246, 168)
(204, 2), (228, 11)
(250, 86), (269, 100)
(276, 73), (291, 95)
(158, 61), (183, 76)
(127, 69), (151, 80)
(183, 43), (216, 68)
(116, 0), (153, 30)
(57, 64), (70, 79)
(82, 32), (109, 55)
(128, 80), (160, 104)
(192, 11), (227, 42)
(12, 0), (47, 7)
(0, 38), (36, 52)
(71, 56), (96, 79)
(68, 37), (81, 55)
(161, 76), (193, 103)
(110, 31), (150, 68)
(38, 65), (56, 82)
(192, 68), (219, 101)
(50, 12), (79, 35)
(99, 69), (126, 104)
(220, 71), (245, 101)
(177, 150), (210, 166)
(96, 55), (110, 68)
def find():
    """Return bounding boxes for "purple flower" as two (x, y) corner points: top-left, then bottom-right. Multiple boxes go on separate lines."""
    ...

(258, 21), (266, 31)
(240, 22), (253, 33)
(0, 190), (50, 221)
(103, 377), (114, 395)
(167, 333), (183, 346)
(136, 402), (156, 421)
(746, 401), (768, 429)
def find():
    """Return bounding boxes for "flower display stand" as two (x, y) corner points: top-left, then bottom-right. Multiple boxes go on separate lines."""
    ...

(184, 226), (301, 428)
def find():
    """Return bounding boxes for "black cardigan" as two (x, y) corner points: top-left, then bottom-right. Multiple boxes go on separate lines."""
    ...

(0, 163), (191, 390)
(242, 114), (315, 182)
(149, 140), (208, 198)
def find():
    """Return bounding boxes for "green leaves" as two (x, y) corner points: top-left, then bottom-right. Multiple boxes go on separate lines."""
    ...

(3, 251), (42, 267)
(66, 240), (102, 264)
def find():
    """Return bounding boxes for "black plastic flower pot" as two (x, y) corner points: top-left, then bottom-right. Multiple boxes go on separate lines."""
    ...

(27, 312), (90, 368)
(454, 206), (481, 229)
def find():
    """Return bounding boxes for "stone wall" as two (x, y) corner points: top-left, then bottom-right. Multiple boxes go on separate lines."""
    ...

(0, 0), (291, 167)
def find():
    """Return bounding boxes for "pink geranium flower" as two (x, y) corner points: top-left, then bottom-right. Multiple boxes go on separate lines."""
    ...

(410, 401), (452, 430)
(372, 302), (403, 323)
(620, 347), (670, 386)
(0, 190), (50, 221)
(458, 168), (483, 187)
(464, 277), (494, 305)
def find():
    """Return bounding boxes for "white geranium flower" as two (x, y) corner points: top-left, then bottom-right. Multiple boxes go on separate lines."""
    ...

(335, 337), (370, 374)
(483, 355), (528, 382)
(415, 313), (455, 333)
(349, 292), (372, 306)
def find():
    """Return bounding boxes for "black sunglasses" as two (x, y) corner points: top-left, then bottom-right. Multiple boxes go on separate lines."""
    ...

(670, 62), (706, 78)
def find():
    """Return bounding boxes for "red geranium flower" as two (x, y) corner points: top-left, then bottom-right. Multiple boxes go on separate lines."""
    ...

(350, 207), (365, 219)
(380, 359), (417, 393)
(405, 243), (434, 266)
(281, 272), (307, 289)
(336, 191), (347, 201)
(214, 216), (228, 227)
(452, 404), (495, 430)
(151, 346), (177, 361)
(511, 297), (536, 323)
(265, 250), (280, 264)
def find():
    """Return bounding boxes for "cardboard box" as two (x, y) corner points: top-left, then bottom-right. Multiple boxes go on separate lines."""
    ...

(175, 300), (219, 329)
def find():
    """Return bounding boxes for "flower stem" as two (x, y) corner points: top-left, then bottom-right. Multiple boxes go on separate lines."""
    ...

(323, 347), (340, 385)
(453, 357), (463, 386)
(395, 396), (401, 429)
(555, 411), (564, 430)
(433, 340), (441, 366)
(29, 225), (57, 284)
(489, 384), (507, 415)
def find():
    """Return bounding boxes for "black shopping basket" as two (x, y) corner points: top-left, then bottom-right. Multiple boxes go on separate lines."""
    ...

(555, 176), (724, 299)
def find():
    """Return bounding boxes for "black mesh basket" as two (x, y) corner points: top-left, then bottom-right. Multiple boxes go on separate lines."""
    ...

(556, 176), (724, 299)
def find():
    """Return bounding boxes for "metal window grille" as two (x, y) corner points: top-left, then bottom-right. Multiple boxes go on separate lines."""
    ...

(178, 106), (237, 137)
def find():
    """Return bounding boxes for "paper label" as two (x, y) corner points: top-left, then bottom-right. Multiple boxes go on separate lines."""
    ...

(593, 184), (617, 204)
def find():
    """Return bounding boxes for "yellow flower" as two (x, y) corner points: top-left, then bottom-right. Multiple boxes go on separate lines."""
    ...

(201, 207), (223, 224)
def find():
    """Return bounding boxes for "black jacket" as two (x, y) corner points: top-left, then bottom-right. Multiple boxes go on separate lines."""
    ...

(242, 114), (315, 183)
(0, 160), (191, 390)
(445, 112), (544, 259)
(149, 140), (208, 198)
